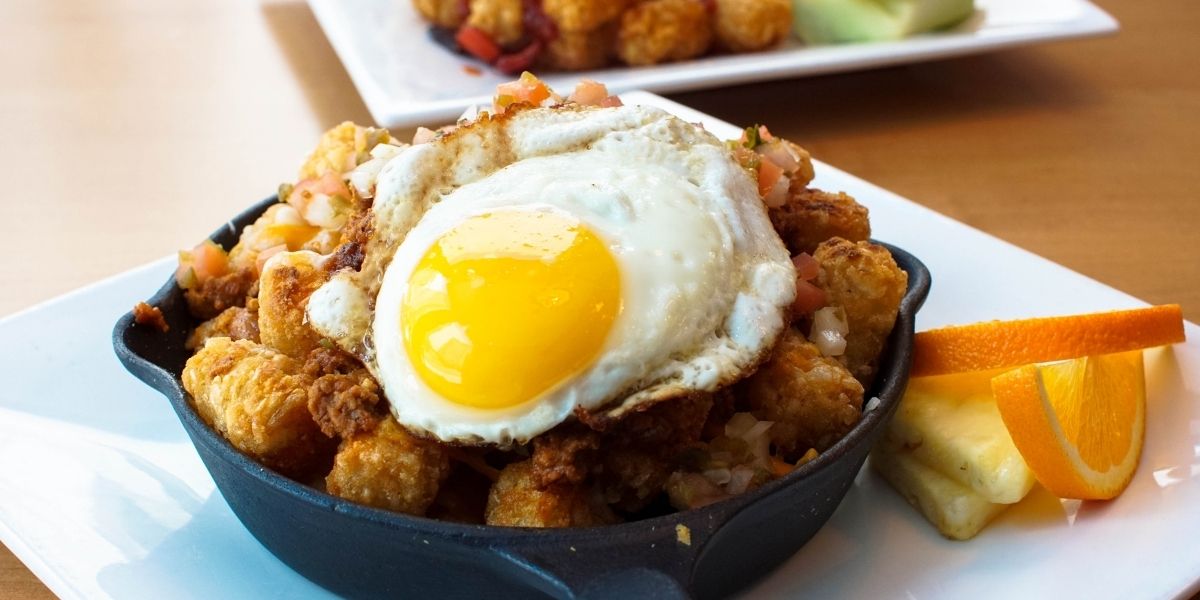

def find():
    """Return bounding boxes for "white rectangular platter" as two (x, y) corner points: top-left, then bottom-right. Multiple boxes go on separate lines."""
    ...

(307, 0), (1118, 128)
(1, 92), (1197, 599)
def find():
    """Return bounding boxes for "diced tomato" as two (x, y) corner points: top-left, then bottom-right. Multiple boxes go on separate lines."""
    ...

(287, 172), (350, 213)
(599, 95), (623, 108)
(757, 140), (801, 173)
(792, 253), (820, 281)
(174, 239), (230, 290)
(792, 279), (827, 318)
(456, 26), (501, 63)
(569, 79), (609, 106)
(757, 156), (784, 197)
(494, 71), (552, 110)
(193, 240), (229, 282)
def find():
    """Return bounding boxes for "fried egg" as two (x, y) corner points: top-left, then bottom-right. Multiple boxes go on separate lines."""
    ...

(308, 104), (795, 445)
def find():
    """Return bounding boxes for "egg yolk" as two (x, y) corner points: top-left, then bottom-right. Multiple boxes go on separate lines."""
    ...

(401, 211), (621, 410)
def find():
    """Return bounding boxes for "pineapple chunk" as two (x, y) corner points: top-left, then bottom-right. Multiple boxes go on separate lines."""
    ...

(872, 442), (1009, 540)
(885, 371), (1035, 504)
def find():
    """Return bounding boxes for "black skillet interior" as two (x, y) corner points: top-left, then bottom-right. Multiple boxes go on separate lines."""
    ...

(113, 196), (930, 599)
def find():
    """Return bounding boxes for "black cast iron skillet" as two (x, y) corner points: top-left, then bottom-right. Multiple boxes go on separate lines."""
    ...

(113, 197), (930, 600)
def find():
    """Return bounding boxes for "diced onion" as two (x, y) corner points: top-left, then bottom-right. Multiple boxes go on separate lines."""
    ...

(724, 412), (758, 438)
(274, 204), (305, 226)
(758, 140), (801, 173)
(727, 466), (756, 495)
(864, 396), (881, 413)
(763, 173), (789, 208)
(303, 195), (345, 229)
(703, 468), (732, 486)
(810, 306), (849, 357)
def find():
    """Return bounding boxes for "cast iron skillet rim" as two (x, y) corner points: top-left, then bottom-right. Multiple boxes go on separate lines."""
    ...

(113, 195), (929, 543)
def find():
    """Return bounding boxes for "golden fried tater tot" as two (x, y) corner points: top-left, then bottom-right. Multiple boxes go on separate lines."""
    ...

(542, 26), (615, 71)
(326, 417), (452, 515)
(542, 0), (630, 32)
(713, 0), (792, 52)
(258, 251), (328, 359)
(769, 188), (870, 256)
(485, 460), (618, 527)
(467, 0), (524, 47)
(298, 122), (391, 181)
(738, 329), (864, 460)
(814, 238), (908, 386)
(182, 337), (332, 478)
(412, 0), (466, 29)
(186, 299), (260, 350)
(616, 0), (712, 66)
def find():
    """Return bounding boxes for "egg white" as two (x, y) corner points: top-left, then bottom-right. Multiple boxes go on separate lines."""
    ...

(310, 105), (796, 445)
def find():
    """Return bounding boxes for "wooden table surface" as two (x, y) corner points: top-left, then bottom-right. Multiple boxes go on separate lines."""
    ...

(2, 0), (1196, 597)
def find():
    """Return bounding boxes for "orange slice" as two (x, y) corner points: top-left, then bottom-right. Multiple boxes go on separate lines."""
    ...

(991, 350), (1145, 500)
(912, 305), (1184, 377)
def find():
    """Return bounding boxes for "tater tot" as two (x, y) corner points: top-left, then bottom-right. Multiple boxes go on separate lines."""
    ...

(738, 329), (864, 460)
(814, 238), (908, 386)
(769, 188), (871, 256)
(411, 0), (466, 30)
(485, 460), (618, 527)
(542, 0), (630, 32)
(258, 250), (328, 359)
(186, 299), (260, 351)
(785, 140), (816, 190)
(541, 26), (614, 71)
(467, 0), (524, 47)
(297, 121), (391, 181)
(616, 0), (713, 66)
(182, 337), (332, 477)
(713, 0), (792, 52)
(326, 417), (452, 516)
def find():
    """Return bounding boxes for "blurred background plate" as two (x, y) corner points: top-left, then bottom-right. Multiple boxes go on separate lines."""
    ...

(307, 0), (1117, 127)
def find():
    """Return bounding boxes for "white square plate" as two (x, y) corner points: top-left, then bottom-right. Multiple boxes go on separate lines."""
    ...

(2, 93), (1197, 599)
(307, 0), (1118, 127)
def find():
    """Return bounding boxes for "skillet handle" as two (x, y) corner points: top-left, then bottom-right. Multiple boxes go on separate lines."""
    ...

(494, 546), (696, 600)
(574, 568), (691, 600)
(490, 511), (736, 600)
